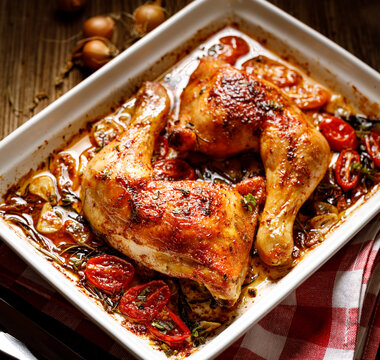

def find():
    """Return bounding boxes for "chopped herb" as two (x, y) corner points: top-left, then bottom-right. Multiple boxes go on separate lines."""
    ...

(23, 183), (30, 197)
(180, 189), (190, 197)
(242, 193), (257, 211)
(114, 145), (121, 152)
(151, 319), (176, 333)
(351, 161), (377, 181)
(153, 191), (160, 199)
(160, 343), (177, 356)
(100, 169), (112, 181)
(60, 191), (80, 206)
(48, 194), (57, 205)
(135, 286), (151, 309)
(260, 100), (284, 112)
(192, 326), (200, 338)
(59, 243), (95, 255)
(61, 196), (73, 206)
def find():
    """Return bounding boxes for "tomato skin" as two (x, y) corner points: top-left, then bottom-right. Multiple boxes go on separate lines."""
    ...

(242, 56), (302, 87)
(153, 159), (195, 181)
(85, 255), (134, 295)
(217, 36), (249, 65)
(148, 306), (191, 345)
(364, 132), (380, 167)
(334, 149), (361, 191)
(319, 116), (358, 151)
(119, 280), (170, 322)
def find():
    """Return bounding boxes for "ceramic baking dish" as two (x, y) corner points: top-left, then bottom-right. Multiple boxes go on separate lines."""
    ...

(1, 0), (380, 359)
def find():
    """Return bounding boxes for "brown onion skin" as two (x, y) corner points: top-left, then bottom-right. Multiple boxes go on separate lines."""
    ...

(133, 4), (166, 34)
(83, 16), (115, 40)
(82, 40), (111, 70)
(57, 0), (86, 13)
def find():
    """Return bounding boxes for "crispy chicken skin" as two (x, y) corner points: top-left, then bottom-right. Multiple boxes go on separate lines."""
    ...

(169, 57), (330, 266)
(81, 82), (262, 305)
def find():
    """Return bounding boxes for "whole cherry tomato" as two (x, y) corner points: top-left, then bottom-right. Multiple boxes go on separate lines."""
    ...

(364, 132), (380, 167)
(216, 36), (249, 65)
(153, 159), (195, 181)
(148, 306), (191, 345)
(334, 149), (361, 191)
(85, 254), (134, 295)
(319, 115), (358, 151)
(119, 280), (170, 322)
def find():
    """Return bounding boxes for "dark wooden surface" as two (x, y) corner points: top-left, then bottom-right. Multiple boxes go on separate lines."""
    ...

(1, 0), (380, 141)
(0, 1), (379, 358)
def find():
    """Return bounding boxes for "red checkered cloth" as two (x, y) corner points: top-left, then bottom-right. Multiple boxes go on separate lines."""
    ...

(1, 215), (379, 360)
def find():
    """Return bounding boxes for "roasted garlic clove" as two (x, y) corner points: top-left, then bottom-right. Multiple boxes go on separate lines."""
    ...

(310, 213), (339, 235)
(28, 175), (57, 204)
(36, 203), (63, 234)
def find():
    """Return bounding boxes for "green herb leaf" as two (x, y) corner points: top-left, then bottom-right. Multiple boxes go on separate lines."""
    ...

(242, 193), (257, 211)
(153, 191), (160, 199)
(180, 189), (190, 197)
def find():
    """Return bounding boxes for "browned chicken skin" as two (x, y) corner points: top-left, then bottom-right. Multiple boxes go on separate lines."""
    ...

(169, 57), (330, 266)
(82, 82), (263, 305)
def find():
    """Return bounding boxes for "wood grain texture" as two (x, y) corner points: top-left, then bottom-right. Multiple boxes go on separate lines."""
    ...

(0, 0), (379, 141)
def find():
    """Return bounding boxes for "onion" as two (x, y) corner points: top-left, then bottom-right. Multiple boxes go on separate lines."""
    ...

(82, 40), (112, 70)
(310, 213), (339, 234)
(57, 0), (86, 13)
(313, 201), (338, 215)
(133, 3), (166, 35)
(83, 16), (115, 40)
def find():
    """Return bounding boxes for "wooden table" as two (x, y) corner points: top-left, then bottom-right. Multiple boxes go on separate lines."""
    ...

(0, 1), (379, 359)
(1, 0), (379, 141)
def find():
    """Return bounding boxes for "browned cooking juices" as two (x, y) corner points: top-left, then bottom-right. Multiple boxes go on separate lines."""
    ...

(1, 27), (379, 356)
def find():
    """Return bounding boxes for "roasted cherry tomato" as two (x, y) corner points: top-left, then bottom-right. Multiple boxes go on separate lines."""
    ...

(85, 254), (135, 295)
(216, 36), (249, 65)
(153, 135), (168, 160)
(364, 132), (380, 168)
(285, 83), (330, 110)
(319, 115), (358, 151)
(334, 149), (361, 191)
(153, 159), (195, 181)
(119, 280), (170, 322)
(242, 56), (302, 87)
(148, 306), (191, 345)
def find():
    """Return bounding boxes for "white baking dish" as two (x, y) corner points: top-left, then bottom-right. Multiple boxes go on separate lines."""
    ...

(1, 0), (380, 359)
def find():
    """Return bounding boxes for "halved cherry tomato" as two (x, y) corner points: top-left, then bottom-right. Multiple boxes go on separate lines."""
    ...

(85, 254), (134, 295)
(216, 36), (249, 65)
(364, 132), (380, 168)
(319, 115), (358, 151)
(119, 280), (170, 322)
(153, 135), (168, 160)
(153, 159), (195, 181)
(285, 83), (330, 110)
(148, 306), (191, 345)
(242, 56), (302, 87)
(334, 149), (361, 191)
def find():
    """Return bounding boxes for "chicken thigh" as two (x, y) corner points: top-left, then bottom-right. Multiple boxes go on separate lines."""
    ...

(81, 82), (263, 305)
(169, 57), (330, 266)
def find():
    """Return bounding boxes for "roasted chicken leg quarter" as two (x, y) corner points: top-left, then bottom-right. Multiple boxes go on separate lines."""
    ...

(169, 57), (331, 266)
(81, 82), (262, 305)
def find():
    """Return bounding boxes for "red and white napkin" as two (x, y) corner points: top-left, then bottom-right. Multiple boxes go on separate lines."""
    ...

(218, 215), (380, 360)
(1, 215), (379, 360)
